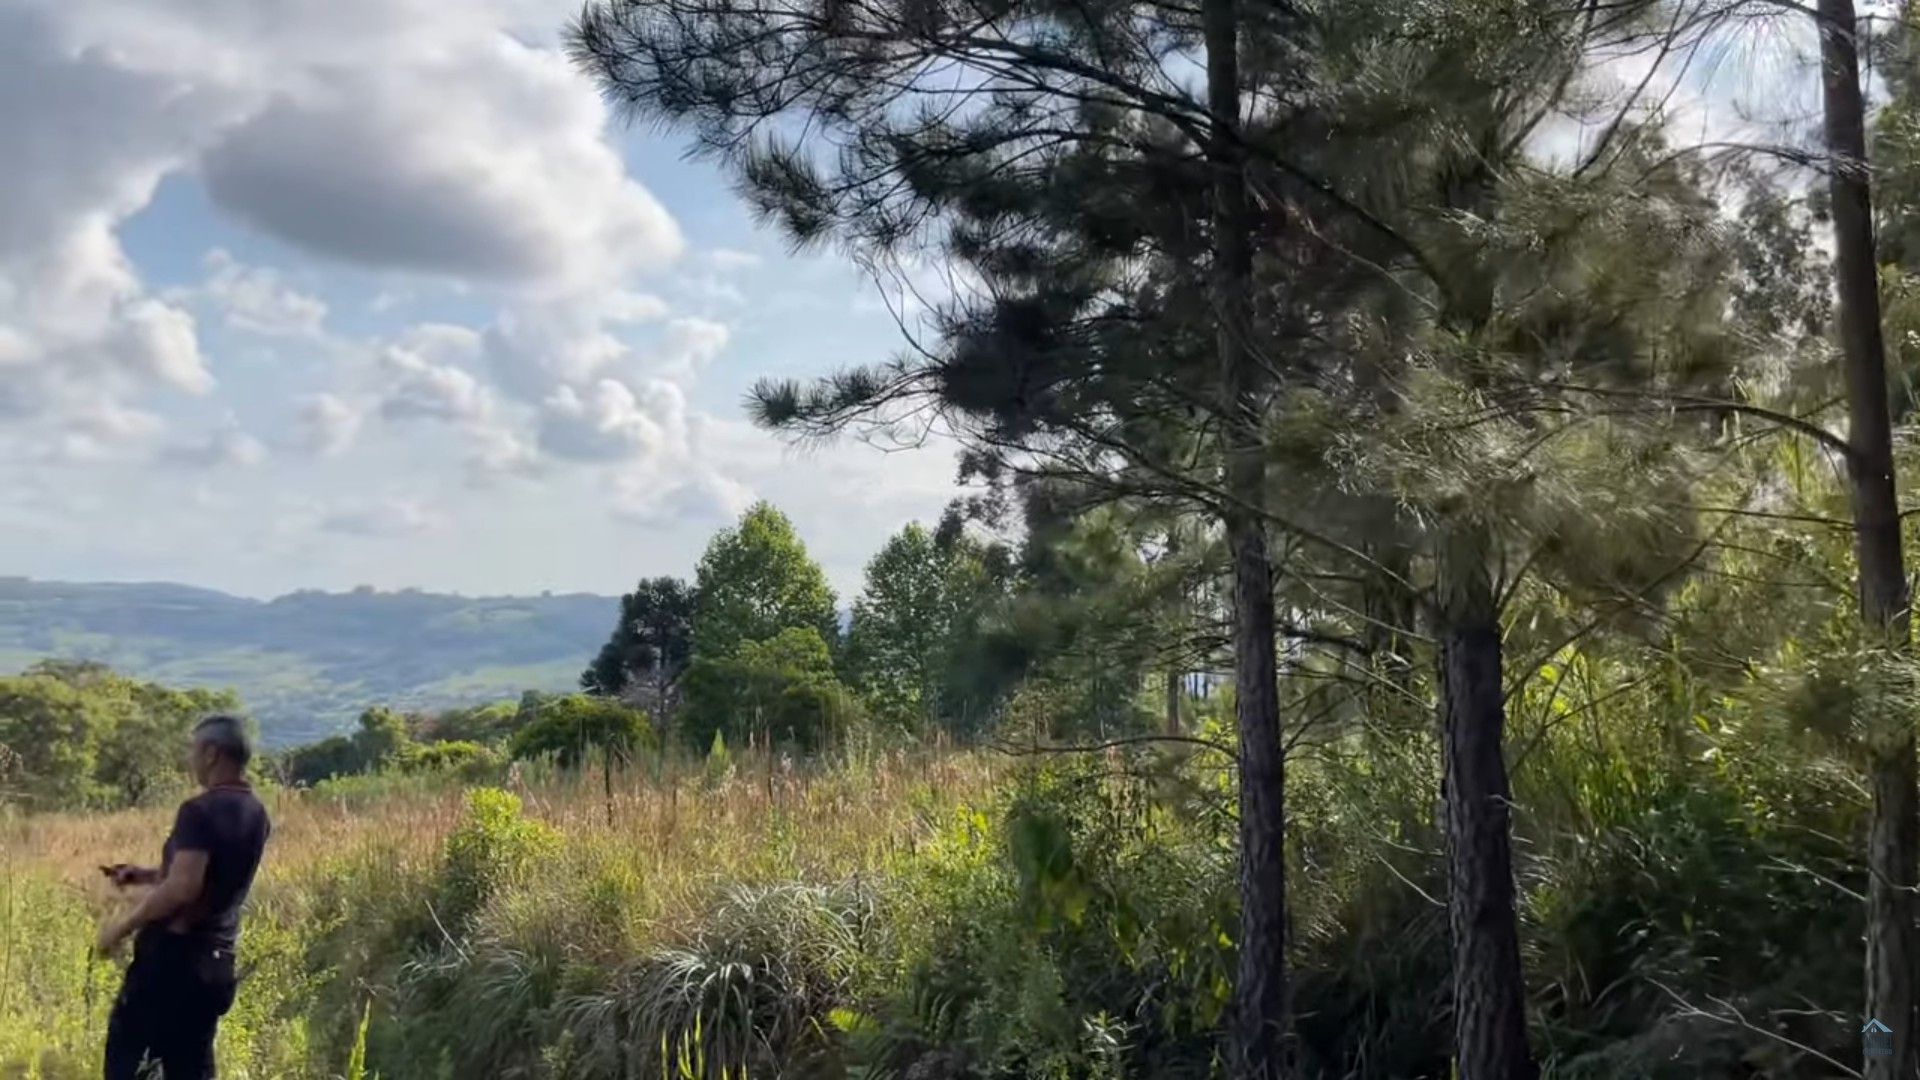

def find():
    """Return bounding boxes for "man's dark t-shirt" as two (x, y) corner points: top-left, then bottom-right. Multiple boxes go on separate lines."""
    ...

(150, 783), (271, 951)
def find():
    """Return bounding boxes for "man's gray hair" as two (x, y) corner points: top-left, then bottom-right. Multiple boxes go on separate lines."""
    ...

(192, 713), (254, 767)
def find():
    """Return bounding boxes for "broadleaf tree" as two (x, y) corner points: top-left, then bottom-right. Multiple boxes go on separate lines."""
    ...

(689, 503), (839, 659)
(846, 521), (1007, 734)
(508, 694), (654, 769)
(681, 626), (859, 750)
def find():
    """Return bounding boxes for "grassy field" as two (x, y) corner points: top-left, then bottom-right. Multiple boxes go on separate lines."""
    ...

(0, 718), (1883, 1079)
(0, 748), (1009, 1079)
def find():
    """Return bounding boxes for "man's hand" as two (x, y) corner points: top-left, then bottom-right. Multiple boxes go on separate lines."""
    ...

(99, 864), (158, 889)
(95, 915), (131, 958)
(100, 850), (207, 955)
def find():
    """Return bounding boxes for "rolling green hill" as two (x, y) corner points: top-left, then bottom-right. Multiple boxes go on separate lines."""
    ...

(0, 577), (616, 746)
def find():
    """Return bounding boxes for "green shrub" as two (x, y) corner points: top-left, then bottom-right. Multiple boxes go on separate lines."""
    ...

(682, 627), (859, 751)
(393, 740), (501, 781)
(439, 788), (560, 929)
(863, 756), (1235, 1079)
(507, 695), (653, 769)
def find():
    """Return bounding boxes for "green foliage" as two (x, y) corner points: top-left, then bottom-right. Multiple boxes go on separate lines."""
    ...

(862, 757), (1236, 1078)
(278, 734), (363, 787)
(847, 523), (1010, 736)
(0, 672), (110, 808)
(558, 883), (880, 1077)
(580, 576), (697, 711)
(2, 735), (1897, 1078)
(683, 627), (861, 751)
(279, 699), (531, 786)
(278, 706), (416, 786)
(393, 740), (501, 780)
(506, 694), (653, 769)
(847, 524), (950, 730)
(438, 787), (561, 928)
(691, 502), (839, 659)
(704, 729), (732, 788)
(0, 661), (239, 809)
(347, 1000), (376, 1080)
(414, 700), (520, 746)
(352, 706), (412, 770)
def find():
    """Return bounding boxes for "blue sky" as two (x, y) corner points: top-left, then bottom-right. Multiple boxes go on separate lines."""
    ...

(0, 0), (965, 601)
(0, 0), (1833, 603)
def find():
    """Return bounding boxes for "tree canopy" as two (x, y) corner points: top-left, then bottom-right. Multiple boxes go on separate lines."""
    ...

(508, 695), (654, 769)
(581, 577), (697, 701)
(691, 503), (839, 659)
(0, 661), (241, 810)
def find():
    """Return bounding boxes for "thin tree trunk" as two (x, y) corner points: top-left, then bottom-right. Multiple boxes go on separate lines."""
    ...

(1205, 0), (1290, 1073)
(1167, 530), (1187, 737)
(603, 745), (615, 829)
(1817, 0), (1918, 1069)
(1438, 525), (1536, 1080)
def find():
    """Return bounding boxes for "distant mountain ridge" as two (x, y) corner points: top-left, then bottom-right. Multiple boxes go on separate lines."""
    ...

(0, 577), (617, 746)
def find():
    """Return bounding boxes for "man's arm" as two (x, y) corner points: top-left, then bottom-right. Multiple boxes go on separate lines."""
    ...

(97, 850), (207, 954)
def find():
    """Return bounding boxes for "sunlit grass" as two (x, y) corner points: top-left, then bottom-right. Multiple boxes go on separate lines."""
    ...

(0, 746), (997, 1078)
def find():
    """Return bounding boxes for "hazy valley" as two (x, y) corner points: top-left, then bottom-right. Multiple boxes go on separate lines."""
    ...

(0, 577), (615, 745)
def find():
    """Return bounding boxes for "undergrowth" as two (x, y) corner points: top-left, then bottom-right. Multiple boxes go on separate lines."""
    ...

(0, 729), (1879, 1078)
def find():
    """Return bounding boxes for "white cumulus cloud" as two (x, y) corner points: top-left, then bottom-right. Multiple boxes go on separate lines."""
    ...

(613, 465), (756, 526)
(379, 342), (494, 424)
(295, 393), (363, 457)
(199, 36), (681, 287)
(0, 0), (682, 449)
(191, 249), (327, 337)
(537, 378), (675, 462)
(0, 0), (969, 592)
(654, 318), (731, 379)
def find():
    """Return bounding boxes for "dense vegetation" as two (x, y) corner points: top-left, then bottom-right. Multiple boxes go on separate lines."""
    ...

(14, 0), (1920, 1075)
(0, 480), (1903, 1078)
(0, 707), (1888, 1079)
(0, 661), (240, 811)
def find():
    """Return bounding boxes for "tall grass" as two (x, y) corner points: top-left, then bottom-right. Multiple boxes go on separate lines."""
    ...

(0, 723), (1880, 1078)
(0, 746), (996, 1078)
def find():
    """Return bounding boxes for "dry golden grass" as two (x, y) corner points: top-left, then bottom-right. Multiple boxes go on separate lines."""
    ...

(0, 747), (1000, 1079)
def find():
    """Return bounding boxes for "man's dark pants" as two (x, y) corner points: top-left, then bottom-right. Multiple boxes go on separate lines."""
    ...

(103, 931), (238, 1079)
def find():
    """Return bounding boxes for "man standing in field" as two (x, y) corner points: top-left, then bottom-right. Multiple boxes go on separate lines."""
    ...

(96, 714), (272, 1079)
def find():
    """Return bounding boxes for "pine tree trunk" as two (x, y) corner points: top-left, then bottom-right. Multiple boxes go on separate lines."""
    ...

(1206, 0), (1291, 1072)
(1817, 0), (1918, 1069)
(1167, 530), (1186, 737)
(1438, 526), (1536, 1080)
(1226, 510), (1288, 1079)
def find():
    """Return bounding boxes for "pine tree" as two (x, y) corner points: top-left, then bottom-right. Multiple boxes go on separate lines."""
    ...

(1815, 0), (1917, 1066)
(572, 0), (1313, 1066)
(582, 578), (697, 703)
